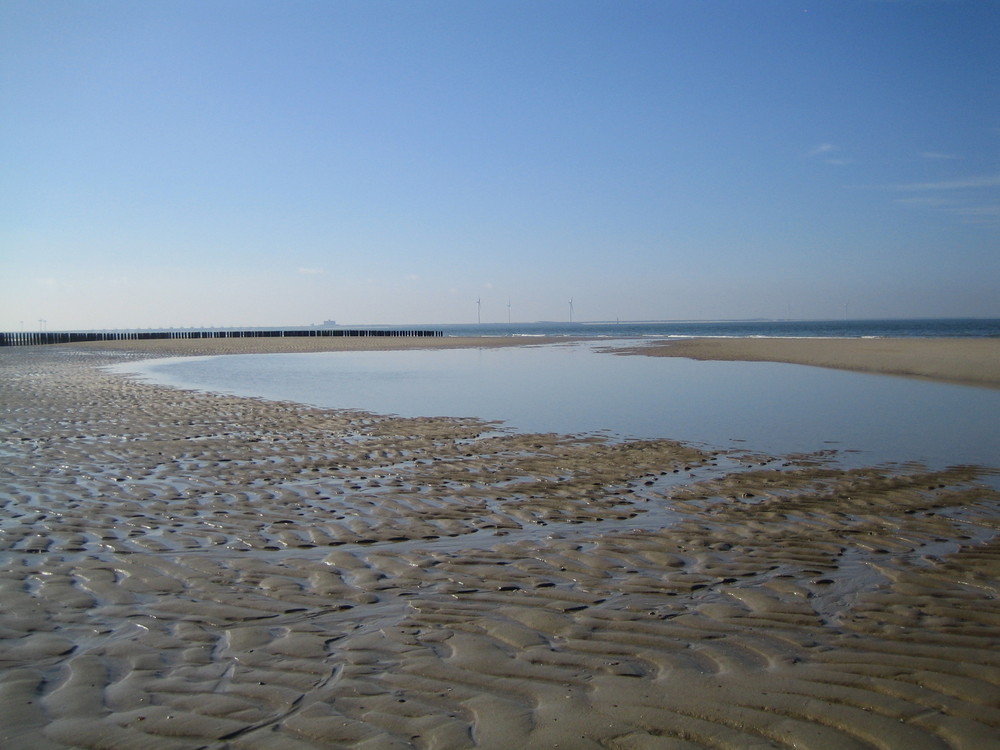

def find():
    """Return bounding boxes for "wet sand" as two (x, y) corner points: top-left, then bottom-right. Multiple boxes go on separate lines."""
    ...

(2, 338), (999, 749)
(618, 336), (1000, 389)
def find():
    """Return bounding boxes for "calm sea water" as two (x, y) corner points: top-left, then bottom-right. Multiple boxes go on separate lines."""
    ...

(382, 317), (1000, 339)
(115, 336), (1000, 471)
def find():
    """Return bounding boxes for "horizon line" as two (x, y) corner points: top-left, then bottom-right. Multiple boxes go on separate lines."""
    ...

(4, 315), (998, 334)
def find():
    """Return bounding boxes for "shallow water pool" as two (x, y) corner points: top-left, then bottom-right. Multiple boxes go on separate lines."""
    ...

(112, 341), (1000, 470)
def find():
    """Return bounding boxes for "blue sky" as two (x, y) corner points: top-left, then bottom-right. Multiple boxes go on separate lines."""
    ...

(2, 0), (998, 329)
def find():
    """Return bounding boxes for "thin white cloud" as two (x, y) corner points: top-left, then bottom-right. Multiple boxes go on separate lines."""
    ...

(869, 171), (1000, 228)
(806, 143), (837, 157)
(955, 204), (1000, 217)
(297, 267), (325, 275)
(954, 205), (1000, 226)
(891, 196), (955, 207)
(891, 174), (1000, 191)
(805, 143), (851, 165)
(919, 151), (962, 160)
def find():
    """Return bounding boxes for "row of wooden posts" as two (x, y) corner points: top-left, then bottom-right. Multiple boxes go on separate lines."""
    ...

(0, 329), (443, 347)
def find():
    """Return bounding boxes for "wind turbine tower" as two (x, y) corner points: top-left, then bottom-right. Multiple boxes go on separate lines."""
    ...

(568, 298), (574, 323)
(476, 297), (481, 325)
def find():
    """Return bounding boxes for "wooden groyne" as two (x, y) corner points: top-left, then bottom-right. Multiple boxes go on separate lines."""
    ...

(0, 329), (443, 347)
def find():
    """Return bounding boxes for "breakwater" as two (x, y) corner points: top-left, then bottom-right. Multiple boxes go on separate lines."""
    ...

(0, 329), (443, 347)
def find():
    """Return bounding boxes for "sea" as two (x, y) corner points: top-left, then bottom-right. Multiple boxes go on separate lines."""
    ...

(111, 318), (1000, 472)
(396, 317), (1000, 339)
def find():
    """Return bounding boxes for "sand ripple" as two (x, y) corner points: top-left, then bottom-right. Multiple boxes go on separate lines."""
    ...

(2, 344), (998, 749)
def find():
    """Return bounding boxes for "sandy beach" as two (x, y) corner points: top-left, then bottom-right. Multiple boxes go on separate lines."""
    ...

(617, 336), (1000, 389)
(2, 337), (999, 749)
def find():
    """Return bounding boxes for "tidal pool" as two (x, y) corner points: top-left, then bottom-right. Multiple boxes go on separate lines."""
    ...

(112, 341), (1000, 470)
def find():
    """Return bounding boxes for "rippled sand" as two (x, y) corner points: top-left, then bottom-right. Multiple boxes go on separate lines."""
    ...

(2, 340), (999, 749)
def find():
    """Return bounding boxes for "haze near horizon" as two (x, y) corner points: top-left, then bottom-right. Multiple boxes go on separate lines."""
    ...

(2, 0), (998, 330)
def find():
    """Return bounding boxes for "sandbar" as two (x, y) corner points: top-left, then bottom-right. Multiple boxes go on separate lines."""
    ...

(1, 339), (998, 749)
(618, 336), (1000, 389)
(72, 334), (572, 357)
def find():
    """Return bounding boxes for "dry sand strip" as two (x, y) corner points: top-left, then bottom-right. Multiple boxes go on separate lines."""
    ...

(2, 340), (999, 750)
(68, 334), (576, 357)
(615, 336), (1000, 389)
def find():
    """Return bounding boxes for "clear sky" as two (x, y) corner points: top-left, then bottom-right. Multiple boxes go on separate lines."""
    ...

(2, 0), (998, 329)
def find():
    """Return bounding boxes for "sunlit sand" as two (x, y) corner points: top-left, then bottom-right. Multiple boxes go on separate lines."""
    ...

(2, 338), (998, 749)
(620, 336), (1000, 389)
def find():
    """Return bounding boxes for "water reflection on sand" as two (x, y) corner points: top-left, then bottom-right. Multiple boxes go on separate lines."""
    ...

(116, 341), (1000, 470)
